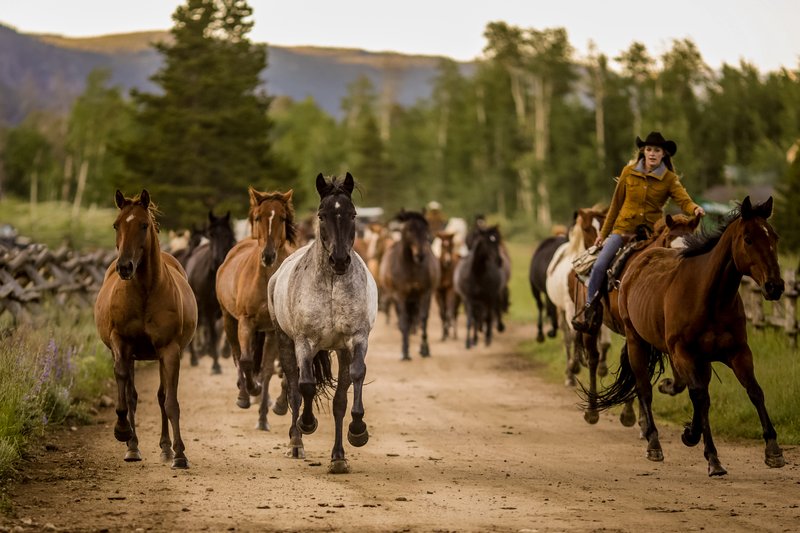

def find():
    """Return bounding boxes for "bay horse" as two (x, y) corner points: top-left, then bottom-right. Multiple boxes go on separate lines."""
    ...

(454, 225), (505, 348)
(268, 173), (378, 474)
(572, 213), (701, 425)
(545, 207), (610, 386)
(94, 189), (197, 468)
(379, 210), (440, 360)
(215, 187), (295, 431)
(528, 233), (567, 342)
(434, 231), (461, 340)
(171, 225), (204, 268)
(185, 210), (236, 373)
(595, 197), (785, 476)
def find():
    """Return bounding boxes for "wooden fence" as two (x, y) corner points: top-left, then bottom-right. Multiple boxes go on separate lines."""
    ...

(741, 269), (799, 347)
(0, 240), (116, 324)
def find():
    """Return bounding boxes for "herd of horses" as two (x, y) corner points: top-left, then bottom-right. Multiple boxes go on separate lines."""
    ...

(93, 175), (786, 477)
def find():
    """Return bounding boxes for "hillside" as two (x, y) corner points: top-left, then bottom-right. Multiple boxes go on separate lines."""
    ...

(0, 24), (472, 123)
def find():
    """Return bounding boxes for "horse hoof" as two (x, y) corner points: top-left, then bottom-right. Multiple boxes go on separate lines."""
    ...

(597, 362), (608, 377)
(124, 450), (142, 462)
(619, 411), (637, 428)
(401, 355), (411, 362)
(564, 376), (576, 387)
(272, 401), (288, 416)
(420, 345), (430, 357)
(547, 329), (557, 338)
(765, 452), (786, 468)
(211, 365), (222, 375)
(328, 459), (350, 474)
(236, 396), (251, 409)
(286, 446), (305, 460)
(190, 358), (198, 367)
(257, 419), (270, 432)
(536, 333), (545, 343)
(584, 410), (599, 425)
(160, 450), (174, 463)
(171, 457), (189, 469)
(348, 427), (369, 447)
(681, 427), (700, 447)
(114, 426), (132, 443)
(707, 460), (727, 477)
(647, 449), (664, 462)
(497, 322), (505, 332)
(297, 416), (318, 435)
(248, 382), (263, 397)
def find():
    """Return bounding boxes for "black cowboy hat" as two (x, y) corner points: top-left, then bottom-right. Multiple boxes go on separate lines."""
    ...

(636, 131), (677, 156)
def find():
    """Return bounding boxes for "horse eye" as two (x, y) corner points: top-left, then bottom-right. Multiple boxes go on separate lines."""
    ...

(744, 235), (753, 245)
(112, 223), (118, 230)
(254, 216), (261, 222)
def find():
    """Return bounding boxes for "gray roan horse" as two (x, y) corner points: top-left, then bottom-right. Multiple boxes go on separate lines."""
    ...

(268, 173), (378, 474)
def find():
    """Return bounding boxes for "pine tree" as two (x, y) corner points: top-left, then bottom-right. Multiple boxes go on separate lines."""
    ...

(119, 0), (275, 227)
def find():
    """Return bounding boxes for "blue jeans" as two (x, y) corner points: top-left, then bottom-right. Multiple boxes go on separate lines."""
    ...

(587, 234), (624, 303)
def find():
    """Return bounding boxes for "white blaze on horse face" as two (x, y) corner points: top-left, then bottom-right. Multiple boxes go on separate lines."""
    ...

(335, 201), (341, 209)
(761, 224), (774, 251)
(267, 209), (275, 237)
(670, 236), (687, 249)
(591, 218), (601, 233)
(126, 214), (135, 223)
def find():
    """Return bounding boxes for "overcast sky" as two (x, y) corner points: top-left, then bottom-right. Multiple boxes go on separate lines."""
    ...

(1, 0), (798, 72)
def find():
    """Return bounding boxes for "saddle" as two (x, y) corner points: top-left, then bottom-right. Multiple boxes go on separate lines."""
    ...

(606, 224), (653, 291)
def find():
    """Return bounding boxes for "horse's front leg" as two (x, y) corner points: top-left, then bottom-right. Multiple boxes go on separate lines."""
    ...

(208, 310), (222, 375)
(124, 360), (141, 462)
(257, 333), (278, 431)
(419, 291), (433, 357)
(235, 318), (262, 408)
(436, 288), (448, 341)
(276, 329), (304, 459)
(397, 300), (411, 360)
(157, 381), (173, 463)
(110, 335), (137, 459)
(626, 335), (663, 463)
(729, 346), (784, 468)
(160, 341), (188, 469)
(296, 344), (319, 435)
(329, 348), (355, 474)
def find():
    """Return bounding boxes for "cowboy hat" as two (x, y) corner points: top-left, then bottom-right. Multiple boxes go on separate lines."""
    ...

(635, 131), (677, 156)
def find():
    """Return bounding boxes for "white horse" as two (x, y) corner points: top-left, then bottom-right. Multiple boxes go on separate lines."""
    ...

(545, 208), (611, 386)
(268, 173), (378, 474)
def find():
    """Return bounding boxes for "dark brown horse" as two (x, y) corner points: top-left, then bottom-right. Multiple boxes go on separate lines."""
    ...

(594, 197), (785, 476)
(572, 213), (701, 425)
(185, 210), (236, 373)
(94, 189), (197, 468)
(379, 210), (440, 360)
(434, 231), (461, 340)
(528, 233), (567, 342)
(216, 187), (295, 430)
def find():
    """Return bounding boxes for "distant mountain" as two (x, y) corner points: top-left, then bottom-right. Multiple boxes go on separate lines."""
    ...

(0, 24), (473, 125)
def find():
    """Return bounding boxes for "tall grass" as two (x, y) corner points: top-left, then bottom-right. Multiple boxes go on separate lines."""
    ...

(505, 238), (800, 445)
(0, 302), (112, 481)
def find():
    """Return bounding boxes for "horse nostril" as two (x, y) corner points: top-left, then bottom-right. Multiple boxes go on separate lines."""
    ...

(345, 255), (352, 265)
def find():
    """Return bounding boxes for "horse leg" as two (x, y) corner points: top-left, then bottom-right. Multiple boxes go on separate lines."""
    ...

(110, 335), (135, 452)
(561, 310), (578, 386)
(627, 335), (663, 462)
(597, 326), (611, 377)
(272, 361), (289, 416)
(156, 381), (173, 463)
(582, 330), (600, 424)
(658, 356), (687, 396)
(160, 342), (188, 469)
(729, 347), (784, 469)
(451, 292), (460, 340)
(485, 302), (494, 347)
(546, 297), (558, 339)
(277, 330), (304, 459)
(619, 398), (637, 428)
(330, 349), (355, 474)
(235, 319), (262, 408)
(436, 289), (447, 341)
(532, 288), (545, 343)
(123, 363), (141, 461)
(296, 345), (319, 435)
(419, 293), (432, 357)
(398, 301), (411, 360)
(257, 334), (277, 431)
(208, 311), (222, 375)
(188, 331), (199, 367)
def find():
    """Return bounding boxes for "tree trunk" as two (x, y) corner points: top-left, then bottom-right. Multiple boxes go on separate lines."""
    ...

(72, 159), (89, 220)
(61, 154), (74, 203)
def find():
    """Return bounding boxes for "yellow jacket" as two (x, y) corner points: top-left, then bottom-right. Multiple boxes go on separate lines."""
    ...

(600, 161), (699, 239)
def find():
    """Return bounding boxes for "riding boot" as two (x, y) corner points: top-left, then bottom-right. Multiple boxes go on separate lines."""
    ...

(571, 297), (601, 333)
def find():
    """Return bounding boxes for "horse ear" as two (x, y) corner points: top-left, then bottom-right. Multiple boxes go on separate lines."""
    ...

(140, 189), (150, 209)
(665, 214), (674, 227)
(208, 210), (216, 222)
(115, 190), (126, 209)
(741, 196), (754, 219)
(248, 186), (262, 207)
(224, 211), (231, 221)
(316, 173), (328, 197)
(759, 196), (774, 218)
(343, 172), (355, 195)
(284, 189), (294, 203)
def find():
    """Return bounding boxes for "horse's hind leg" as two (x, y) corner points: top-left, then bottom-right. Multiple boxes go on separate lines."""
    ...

(397, 301), (411, 360)
(277, 330), (304, 459)
(330, 349), (355, 474)
(627, 335), (663, 462)
(729, 347), (784, 469)
(546, 297), (558, 339)
(532, 288), (545, 342)
(257, 334), (277, 431)
(598, 326), (611, 377)
(296, 346), (320, 435)
(347, 341), (369, 448)
(208, 311), (222, 375)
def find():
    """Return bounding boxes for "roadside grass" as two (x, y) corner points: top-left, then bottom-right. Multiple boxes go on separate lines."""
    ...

(506, 239), (800, 445)
(0, 301), (111, 491)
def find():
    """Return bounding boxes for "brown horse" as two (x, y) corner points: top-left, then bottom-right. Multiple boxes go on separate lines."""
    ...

(379, 210), (440, 360)
(94, 189), (197, 468)
(215, 187), (295, 430)
(434, 231), (461, 340)
(595, 197), (785, 476)
(572, 213), (701, 425)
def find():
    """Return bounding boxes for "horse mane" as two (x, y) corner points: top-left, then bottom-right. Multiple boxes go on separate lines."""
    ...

(565, 219), (584, 255)
(679, 206), (741, 258)
(395, 210), (428, 226)
(251, 191), (297, 245)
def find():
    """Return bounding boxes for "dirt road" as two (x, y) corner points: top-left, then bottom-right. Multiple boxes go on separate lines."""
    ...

(3, 316), (798, 532)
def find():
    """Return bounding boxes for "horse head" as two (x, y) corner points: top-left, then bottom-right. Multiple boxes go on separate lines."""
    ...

(576, 207), (606, 249)
(655, 213), (701, 249)
(735, 196), (784, 300)
(207, 210), (236, 269)
(113, 189), (158, 280)
(248, 187), (296, 268)
(316, 172), (357, 275)
(437, 232), (456, 269)
(396, 210), (432, 265)
(474, 225), (503, 266)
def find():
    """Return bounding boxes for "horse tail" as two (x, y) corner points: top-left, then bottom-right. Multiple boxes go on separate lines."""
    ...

(312, 350), (336, 399)
(586, 342), (666, 411)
